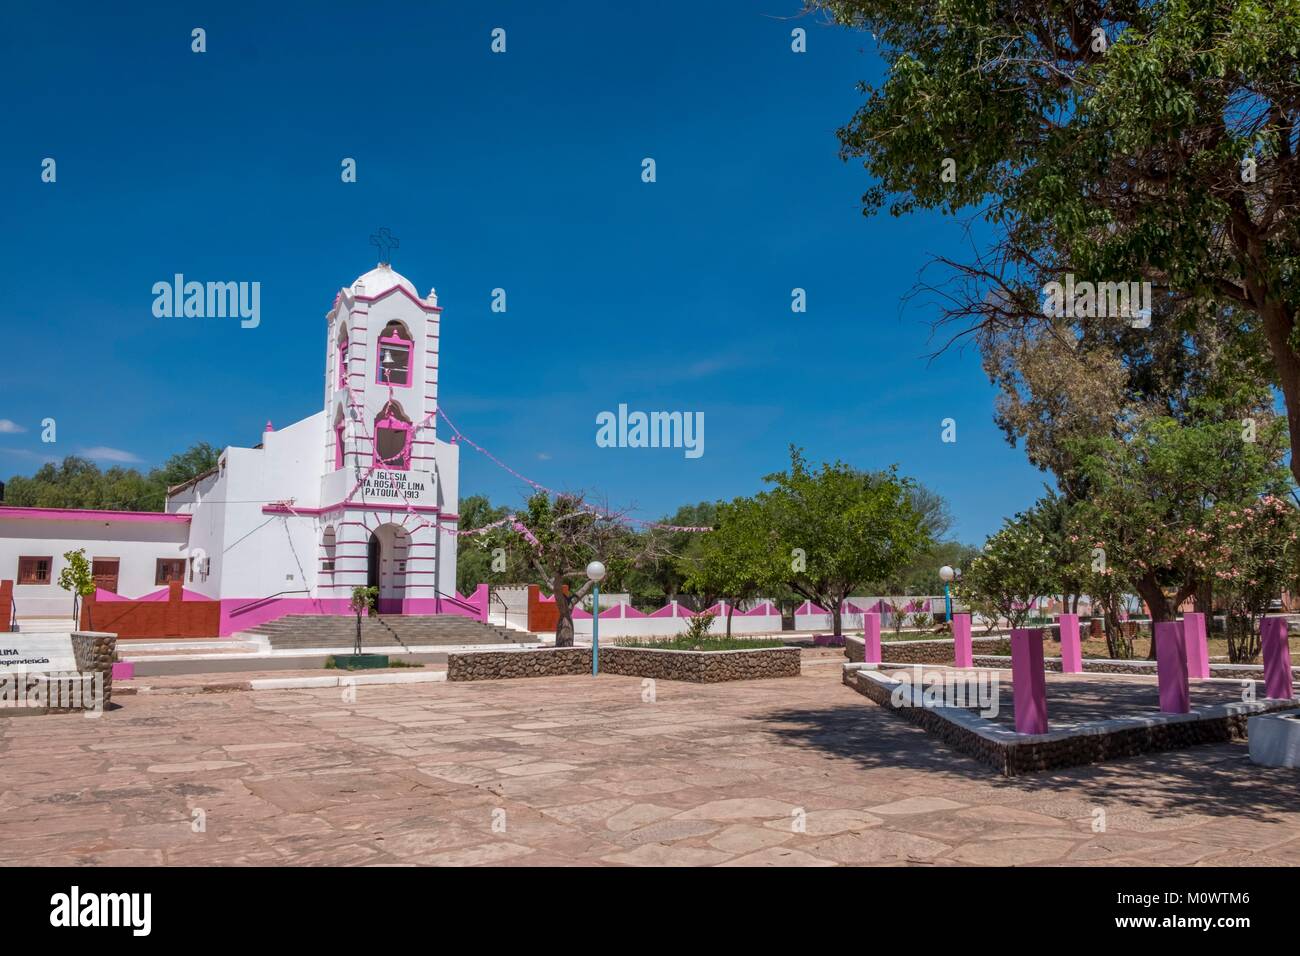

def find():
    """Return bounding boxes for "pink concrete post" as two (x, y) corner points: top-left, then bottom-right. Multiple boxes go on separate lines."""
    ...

(863, 612), (881, 664)
(1058, 613), (1082, 674)
(1182, 612), (1210, 679)
(1154, 621), (1190, 713)
(1260, 616), (1295, 701)
(1010, 628), (1048, 734)
(952, 612), (972, 668)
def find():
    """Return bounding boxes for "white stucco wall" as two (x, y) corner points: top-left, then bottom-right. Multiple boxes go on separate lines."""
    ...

(0, 516), (191, 617)
(2, 265), (461, 621)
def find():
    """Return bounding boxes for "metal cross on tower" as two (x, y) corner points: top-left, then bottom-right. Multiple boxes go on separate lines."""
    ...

(370, 227), (400, 265)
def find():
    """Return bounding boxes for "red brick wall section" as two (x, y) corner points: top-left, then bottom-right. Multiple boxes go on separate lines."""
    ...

(0, 580), (12, 632)
(81, 585), (220, 639)
(527, 584), (565, 634)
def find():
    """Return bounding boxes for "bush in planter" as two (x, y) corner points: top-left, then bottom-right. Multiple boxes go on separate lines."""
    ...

(682, 611), (716, 646)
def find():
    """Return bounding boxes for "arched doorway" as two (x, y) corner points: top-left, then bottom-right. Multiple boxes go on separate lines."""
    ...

(366, 533), (380, 589)
(366, 524), (408, 613)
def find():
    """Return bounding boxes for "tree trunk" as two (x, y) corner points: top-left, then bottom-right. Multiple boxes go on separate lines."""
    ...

(831, 601), (843, 638)
(1261, 301), (1300, 489)
(555, 611), (575, 647)
(1194, 578), (1213, 615)
(1134, 573), (1170, 660)
(725, 601), (734, 639)
(552, 578), (576, 647)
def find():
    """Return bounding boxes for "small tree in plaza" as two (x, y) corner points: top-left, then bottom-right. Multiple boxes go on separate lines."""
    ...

(761, 448), (931, 638)
(958, 510), (1056, 630)
(681, 610), (717, 645)
(349, 586), (378, 655)
(56, 548), (96, 629)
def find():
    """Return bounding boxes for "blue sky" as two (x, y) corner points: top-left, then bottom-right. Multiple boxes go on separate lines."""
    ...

(1, 0), (1047, 542)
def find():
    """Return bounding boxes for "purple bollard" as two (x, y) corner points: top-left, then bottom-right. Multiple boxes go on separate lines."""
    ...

(863, 612), (882, 664)
(1154, 621), (1190, 713)
(1058, 613), (1082, 674)
(1183, 612), (1210, 679)
(1260, 616), (1296, 700)
(953, 612), (972, 668)
(1010, 628), (1048, 734)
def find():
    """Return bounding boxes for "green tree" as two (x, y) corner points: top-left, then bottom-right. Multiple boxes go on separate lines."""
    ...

(762, 447), (931, 637)
(503, 491), (668, 646)
(1070, 406), (1291, 631)
(959, 509), (1057, 629)
(814, 0), (1300, 488)
(454, 495), (533, 595)
(349, 585), (378, 655)
(681, 497), (776, 638)
(155, 442), (220, 492)
(882, 539), (982, 596)
(56, 548), (96, 628)
(648, 501), (718, 610)
(5, 442), (222, 511)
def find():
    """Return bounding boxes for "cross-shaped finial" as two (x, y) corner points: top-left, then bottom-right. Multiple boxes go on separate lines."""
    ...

(370, 227), (400, 265)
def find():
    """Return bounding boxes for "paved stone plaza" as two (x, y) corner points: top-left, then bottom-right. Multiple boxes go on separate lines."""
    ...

(1, 661), (1297, 866)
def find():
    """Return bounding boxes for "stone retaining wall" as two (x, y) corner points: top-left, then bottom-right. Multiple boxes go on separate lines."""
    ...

(447, 645), (801, 683)
(845, 634), (1011, 664)
(598, 646), (800, 682)
(842, 663), (1300, 776)
(448, 647), (591, 681)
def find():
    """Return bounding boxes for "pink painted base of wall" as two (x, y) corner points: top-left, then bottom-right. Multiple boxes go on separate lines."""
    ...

(219, 585), (489, 636)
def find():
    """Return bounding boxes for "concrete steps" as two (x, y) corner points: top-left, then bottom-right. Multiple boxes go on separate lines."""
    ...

(243, 614), (538, 651)
(15, 618), (77, 634)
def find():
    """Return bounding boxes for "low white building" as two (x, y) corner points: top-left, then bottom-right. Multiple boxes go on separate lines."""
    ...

(0, 262), (468, 636)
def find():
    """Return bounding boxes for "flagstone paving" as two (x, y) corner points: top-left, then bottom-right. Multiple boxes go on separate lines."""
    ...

(1, 665), (1297, 866)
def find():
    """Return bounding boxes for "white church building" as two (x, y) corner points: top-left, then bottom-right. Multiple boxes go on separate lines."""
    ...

(0, 263), (473, 636)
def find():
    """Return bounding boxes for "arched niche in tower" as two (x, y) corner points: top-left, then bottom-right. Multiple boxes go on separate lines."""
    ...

(335, 321), (351, 391)
(373, 399), (413, 471)
(376, 320), (413, 388)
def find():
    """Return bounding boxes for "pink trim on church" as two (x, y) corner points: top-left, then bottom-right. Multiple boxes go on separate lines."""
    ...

(261, 501), (442, 517)
(347, 282), (443, 314)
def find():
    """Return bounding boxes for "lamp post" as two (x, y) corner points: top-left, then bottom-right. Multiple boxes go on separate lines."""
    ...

(939, 565), (956, 623)
(586, 560), (606, 676)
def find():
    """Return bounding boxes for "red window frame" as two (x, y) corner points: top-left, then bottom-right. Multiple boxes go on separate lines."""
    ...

(17, 556), (52, 585)
(155, 558), (187, 585)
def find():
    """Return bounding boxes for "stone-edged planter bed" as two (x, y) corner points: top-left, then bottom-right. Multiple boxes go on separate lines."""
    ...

(842, 662), (1300, 776)
(845, 635), (1300, 681)
(446, 645), (801, 683)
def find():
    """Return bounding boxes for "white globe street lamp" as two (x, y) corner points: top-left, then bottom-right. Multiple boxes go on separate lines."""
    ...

(939, 565), (956, 622)
(587, 561), (606, 675)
